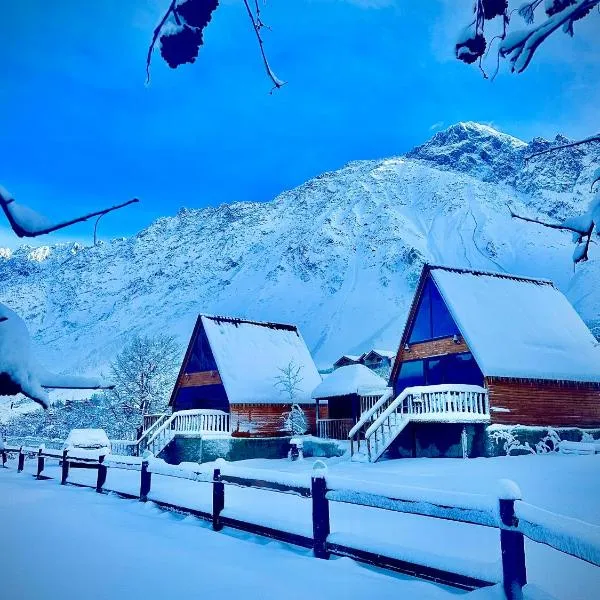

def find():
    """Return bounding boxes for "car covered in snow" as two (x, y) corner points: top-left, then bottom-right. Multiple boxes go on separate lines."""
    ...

(64, 428), (111, 458)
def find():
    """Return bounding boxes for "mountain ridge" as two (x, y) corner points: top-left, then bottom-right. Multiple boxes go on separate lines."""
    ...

(0, 122), (598, 403)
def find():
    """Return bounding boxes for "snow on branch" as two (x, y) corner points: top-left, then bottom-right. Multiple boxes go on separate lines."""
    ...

(0, 304), (113, 409)
(509, 193), (599, 264)
(241, 0), (286, 92)
(457, 0), (600, 75)
(0, 186), (138, 239)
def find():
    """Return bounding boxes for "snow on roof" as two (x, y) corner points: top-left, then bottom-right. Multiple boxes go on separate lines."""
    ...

(334, 354), (364, 363)
(201, 315), (322, 404)
(430, 267), (600, 383)
(367, 349), (396, 360)
(312, 364), (388, 399)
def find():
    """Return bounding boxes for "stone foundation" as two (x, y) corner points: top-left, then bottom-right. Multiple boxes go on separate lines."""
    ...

(161, 434), (347, 464)
(386, 423), (487, 459)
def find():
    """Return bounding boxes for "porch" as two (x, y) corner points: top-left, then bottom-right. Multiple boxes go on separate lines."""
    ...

(113, 409), (231, 457)
(349, 384), (490, 461)
(316, 384), (490, 442)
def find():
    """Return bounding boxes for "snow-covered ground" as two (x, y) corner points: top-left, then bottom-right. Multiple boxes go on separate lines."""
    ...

(1, 453), (598, 599)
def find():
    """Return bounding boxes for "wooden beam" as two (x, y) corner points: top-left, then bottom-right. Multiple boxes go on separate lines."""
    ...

(178, 370), (222, 388)
(398, 337), (469, 362)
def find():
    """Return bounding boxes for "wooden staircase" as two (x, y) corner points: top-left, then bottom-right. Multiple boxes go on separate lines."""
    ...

(145, 409), (231, 457)
(349, 384), (490, 462)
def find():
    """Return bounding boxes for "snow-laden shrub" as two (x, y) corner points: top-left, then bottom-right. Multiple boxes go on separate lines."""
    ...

(490, 428), (535, 456)
(490, 427), (564, 456)
(283, 403), (308, 436)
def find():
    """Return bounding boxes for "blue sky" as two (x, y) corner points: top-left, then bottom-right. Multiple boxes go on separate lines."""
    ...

(0, 0), (598, 246)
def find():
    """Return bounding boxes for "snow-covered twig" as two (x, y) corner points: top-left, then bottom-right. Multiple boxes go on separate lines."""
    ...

(0, 186), (139, 239)
(146, 0), (177, 84)
(500, 0), (600, 73)
(525, 133), (600, 162)
(242, 0), (285, 92)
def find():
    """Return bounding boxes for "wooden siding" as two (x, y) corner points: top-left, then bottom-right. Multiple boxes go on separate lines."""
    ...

(487, 377), (600, 427)
(398, 336), (469, 362)
(230, 404), (319, 437)
(178, 370), (222, 388)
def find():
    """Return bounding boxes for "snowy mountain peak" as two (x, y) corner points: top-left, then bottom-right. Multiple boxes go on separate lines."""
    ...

(406, 121), (529, 184)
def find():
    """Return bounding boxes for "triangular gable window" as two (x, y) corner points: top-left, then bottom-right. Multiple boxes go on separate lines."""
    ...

(171, 320), (229, 412)
(408, 277), (460, 343)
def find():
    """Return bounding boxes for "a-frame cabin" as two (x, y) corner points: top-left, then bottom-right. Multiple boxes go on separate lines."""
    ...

(390, 265), (600, 428)
(169, 315), (322, 437)
(350, 265), (600, 461)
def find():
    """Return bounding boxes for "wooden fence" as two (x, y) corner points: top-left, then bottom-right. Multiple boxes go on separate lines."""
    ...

(2, 444), (599, 600)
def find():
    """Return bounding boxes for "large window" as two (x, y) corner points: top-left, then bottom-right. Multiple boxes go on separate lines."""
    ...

(408, 279), (460, 343)
(395, 360), (425, 394)
(394, 353), (483, 395)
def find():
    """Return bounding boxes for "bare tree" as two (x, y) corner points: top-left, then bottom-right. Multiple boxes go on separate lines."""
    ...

(275, 360), (308, 435)
(274, 360), (303, 403)
(456, 0), (599, 76)
(107, 334), (181, 430)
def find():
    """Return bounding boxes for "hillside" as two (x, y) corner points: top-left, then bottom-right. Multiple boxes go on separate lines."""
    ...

(1, 122), (598, 414)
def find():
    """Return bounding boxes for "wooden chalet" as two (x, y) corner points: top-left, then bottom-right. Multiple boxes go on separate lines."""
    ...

(333, 354), (365, 369)
(169, 315), (322, 438)
(362, 349), (395, 371)
(390, 265), (600, 427)
(312, 365), (388, 439)
(349, 265), (600, 461)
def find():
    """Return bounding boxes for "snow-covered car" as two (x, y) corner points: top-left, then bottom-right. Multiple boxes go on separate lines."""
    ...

(64, 428), (111, 458)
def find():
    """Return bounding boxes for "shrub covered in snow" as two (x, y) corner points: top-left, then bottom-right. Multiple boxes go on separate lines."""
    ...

(283, 404), (308, 436)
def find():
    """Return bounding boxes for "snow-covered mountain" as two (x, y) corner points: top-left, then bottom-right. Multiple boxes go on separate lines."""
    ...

(1, 122), (598, 392)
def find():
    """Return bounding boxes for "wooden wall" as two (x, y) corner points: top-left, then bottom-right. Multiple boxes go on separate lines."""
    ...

(487, 377), (600, 428)
(230, 403), (322, 437)
(397, 336), (469, 362)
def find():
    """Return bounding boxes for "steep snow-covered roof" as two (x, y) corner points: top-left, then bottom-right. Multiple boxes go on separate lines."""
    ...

(312, 364), (387, 399)
(429, 267), (600, 383)
(201, 315), (322, 404)
(367, 349), (396, 360)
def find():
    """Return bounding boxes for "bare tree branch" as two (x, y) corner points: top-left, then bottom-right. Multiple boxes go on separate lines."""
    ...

(146, 0), (177, 84)
(0, 190), (139, 239)
(242, 0), (285, 92)
(508, 205), (581, 233)
(509, 204), (595, 264)
(525, 133), (600, 161)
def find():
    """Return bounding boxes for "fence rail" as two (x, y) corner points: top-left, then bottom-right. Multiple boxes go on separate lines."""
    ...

(2, 446), (598, 598)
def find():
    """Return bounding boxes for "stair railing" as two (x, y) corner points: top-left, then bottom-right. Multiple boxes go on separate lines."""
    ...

(146, 412), (179, 456)
(348, 388), (392, 457)
(364, 387), (412, 462)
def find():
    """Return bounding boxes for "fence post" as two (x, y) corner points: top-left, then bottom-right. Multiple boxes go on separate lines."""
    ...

(36, 448), (45, 479)
(96, 455), (108, 493)
(213, 468), (225, 531)
(499, 482), (527, 600)
(61, 449), (69, 485)
(140, 458), (151, 502)
(17, 447), (25, 472)
(311, 474), (330, 559)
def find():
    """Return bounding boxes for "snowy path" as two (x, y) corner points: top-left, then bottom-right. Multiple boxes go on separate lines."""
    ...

(2, 454), (599, 600)
(0, 468), (467, 600)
